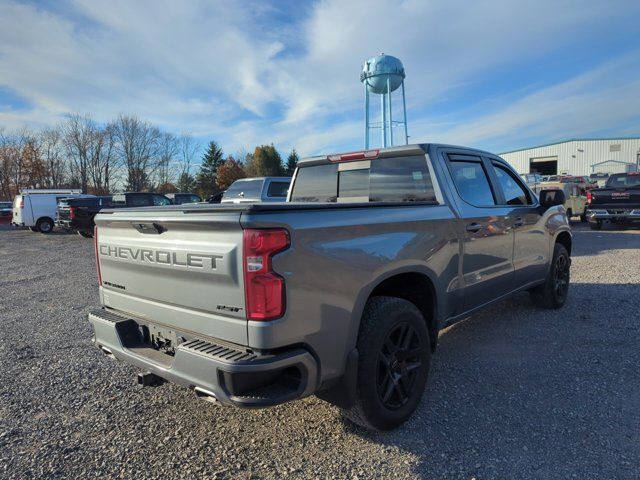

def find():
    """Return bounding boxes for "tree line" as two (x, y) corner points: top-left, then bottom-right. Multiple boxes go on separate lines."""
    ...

(0, 113), (299, 201)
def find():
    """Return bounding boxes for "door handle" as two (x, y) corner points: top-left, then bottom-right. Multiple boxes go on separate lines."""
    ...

(466, 222), (482, 233)
(514, 217), (524, 227)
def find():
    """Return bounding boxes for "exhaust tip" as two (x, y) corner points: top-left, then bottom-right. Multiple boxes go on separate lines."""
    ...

(194, 386), (219, 403)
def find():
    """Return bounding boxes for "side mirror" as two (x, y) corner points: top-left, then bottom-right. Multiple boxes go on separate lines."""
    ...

(539, 189), (565, 209)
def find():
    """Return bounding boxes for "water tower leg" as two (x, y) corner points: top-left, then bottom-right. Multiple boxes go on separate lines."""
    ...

(388, 78), (394, 146)
(402, 82), (409, 145)
(381, 92), (387, 147)
(364, 85), (370, 149)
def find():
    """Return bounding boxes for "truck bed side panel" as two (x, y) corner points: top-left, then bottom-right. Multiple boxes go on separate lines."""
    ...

(241, 204), (460, 380)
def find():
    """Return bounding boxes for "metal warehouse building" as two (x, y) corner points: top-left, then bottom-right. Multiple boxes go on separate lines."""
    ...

(499, 137), (640, 176)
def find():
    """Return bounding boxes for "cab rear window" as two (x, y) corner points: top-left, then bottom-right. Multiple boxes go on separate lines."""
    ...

(290, 156), (436, 203)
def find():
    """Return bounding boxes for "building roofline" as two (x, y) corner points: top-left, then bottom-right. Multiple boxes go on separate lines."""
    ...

(499, 136), (640, 155)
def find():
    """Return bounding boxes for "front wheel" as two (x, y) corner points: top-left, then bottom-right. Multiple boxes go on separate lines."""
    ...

(341, 296), (431, 431)
(530, 243), (570, 309)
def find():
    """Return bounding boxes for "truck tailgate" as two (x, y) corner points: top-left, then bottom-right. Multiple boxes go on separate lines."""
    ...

(95, 208), (247, 345)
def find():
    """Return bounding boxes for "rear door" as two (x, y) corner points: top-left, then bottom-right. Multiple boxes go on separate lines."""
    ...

(486, 158), (548, 286)
(442, 152), (514, 311)
(95, 208), (248, 344)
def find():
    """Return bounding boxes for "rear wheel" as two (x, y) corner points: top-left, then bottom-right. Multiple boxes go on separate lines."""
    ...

(77, 231), (93, 238)
(589, 220), (602, 230)
(341, 297), (431, 431)
(530, 243), (570, 309)
(36, 218), (54, 234)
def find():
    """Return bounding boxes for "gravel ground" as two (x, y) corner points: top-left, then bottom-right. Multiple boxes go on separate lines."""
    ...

(1, 223), (639, 479)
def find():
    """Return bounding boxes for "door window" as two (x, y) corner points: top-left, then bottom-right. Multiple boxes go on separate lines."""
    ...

(492, 163), (532, 205)
(152, 195), (171, 206)
(448, 157), (496, 206)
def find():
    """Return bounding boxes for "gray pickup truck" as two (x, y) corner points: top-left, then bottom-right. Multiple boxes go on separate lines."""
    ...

(89, 144), (572, 431)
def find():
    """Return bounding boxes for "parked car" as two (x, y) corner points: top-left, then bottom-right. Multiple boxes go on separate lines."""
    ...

(0, 201), (13, 225)
(589, 172), (610, 188)
(165, 193), (202, 205)
(89, 144), (571, 431)
(11, 189), (92, 233)
(541, 182), (587, 222)
(221, 177), (291, 203)
(56, 192), (171, 238)
(56, 196), (113, 237)
(586, 172), (640, 230)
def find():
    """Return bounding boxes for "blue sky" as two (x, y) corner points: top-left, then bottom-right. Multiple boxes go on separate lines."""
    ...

(1, 0), (640, 159)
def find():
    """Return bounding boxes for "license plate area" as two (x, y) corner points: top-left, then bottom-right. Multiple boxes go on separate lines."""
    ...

(146, 324), (181, 355)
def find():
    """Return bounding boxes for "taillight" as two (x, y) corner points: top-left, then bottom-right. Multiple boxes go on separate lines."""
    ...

(69, 207), (76, 219)
(242, 228), (290, 320)
(94, 225), (102, 285)
(327, 149), (379, 162)
(586, 191), (592, 205)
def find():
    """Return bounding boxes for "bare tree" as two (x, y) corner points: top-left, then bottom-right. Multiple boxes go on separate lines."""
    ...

(178, 133), (199, 180)
(156, 132), (178, 189)
(62, 114), (95, 192)
(87, 124), (118, 194)
(40, 127), (66, 188)
(112, 115), (161, 192)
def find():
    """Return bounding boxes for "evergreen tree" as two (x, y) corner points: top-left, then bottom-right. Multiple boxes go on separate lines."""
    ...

(196, 140), (225, 198)
(250, 144), (284, 177)
(177, 172), (196, 193)
(285, 148), (299, 175)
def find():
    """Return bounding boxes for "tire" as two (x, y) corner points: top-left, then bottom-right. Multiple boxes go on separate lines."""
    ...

(28, 226), (38, 232)
(77, 230), (93, 238)
(589, 220), (602, 230)
(341, 296), (431, 431)
(530, 243), (570, 309)
(36, 218), (54, 234)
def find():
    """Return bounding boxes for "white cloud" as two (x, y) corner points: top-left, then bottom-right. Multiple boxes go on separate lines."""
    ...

(0, 0), (639, 157)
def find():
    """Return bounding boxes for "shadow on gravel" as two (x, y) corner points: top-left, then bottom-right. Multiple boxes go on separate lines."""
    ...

(347, 283), (640, 479)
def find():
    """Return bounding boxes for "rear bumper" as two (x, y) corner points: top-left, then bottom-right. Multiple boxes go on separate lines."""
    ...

(587, 209), (640, 222)
(88, 308), (318, 407)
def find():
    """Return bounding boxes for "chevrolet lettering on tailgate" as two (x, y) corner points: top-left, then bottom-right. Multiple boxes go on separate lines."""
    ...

(99, 244), (223, 270)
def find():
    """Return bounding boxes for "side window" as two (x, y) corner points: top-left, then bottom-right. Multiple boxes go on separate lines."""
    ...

(128, 195), (151, 207)
(492, 163), (532, 205)
(152, 195), (171, 206)
(447, 157), (496, 206)
(266, 181), (290, 198)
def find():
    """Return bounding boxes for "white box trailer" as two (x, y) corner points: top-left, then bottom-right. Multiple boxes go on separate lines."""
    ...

(12, 189), (92, 233)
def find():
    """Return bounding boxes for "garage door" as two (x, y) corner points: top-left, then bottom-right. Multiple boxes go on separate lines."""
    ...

(530, 156), (558, 175)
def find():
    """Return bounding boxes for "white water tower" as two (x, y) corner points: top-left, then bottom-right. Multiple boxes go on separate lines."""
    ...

(360, 53), (408, 148)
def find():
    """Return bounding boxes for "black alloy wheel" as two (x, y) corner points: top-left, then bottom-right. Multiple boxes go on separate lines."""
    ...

(377, 322), (423, 410)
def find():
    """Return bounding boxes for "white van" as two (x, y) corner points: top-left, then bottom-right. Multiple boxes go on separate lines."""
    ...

(12, 189), (90, 233)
